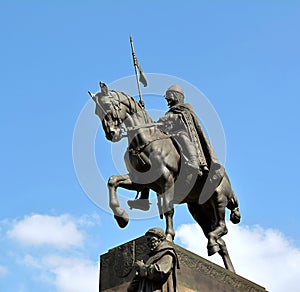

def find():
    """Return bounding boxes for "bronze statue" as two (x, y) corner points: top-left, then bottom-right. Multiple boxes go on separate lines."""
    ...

(89, 81), (241, 272)
(127, 227), (179, 292)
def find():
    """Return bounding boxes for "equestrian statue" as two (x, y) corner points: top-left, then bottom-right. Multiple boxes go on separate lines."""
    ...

(88, 81), (241, 273)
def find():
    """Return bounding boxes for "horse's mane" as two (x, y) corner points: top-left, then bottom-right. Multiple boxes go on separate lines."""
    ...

(110, 89), (153, 123)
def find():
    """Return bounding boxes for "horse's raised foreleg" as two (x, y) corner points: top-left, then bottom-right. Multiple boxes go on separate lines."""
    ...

(108, 173), (137, 228)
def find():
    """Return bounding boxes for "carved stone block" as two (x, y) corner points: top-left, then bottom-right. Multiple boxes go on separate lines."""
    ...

(99, 236), (267, 292)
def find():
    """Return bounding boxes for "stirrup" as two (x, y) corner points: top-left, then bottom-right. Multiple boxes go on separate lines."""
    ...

(127, 199), (150, 211)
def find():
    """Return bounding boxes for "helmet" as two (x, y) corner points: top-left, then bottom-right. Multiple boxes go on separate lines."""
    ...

(165, 85), (184, 107)
(165, 84), (184, 97)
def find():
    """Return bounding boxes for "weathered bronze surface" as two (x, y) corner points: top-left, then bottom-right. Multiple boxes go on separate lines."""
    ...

(89, 82), (241, 272)
(100, 235), (267, 292)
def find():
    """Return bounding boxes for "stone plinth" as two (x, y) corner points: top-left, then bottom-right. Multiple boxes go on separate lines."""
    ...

(99, 236), (267, 292)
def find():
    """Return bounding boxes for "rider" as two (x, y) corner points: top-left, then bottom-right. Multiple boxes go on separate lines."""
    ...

(128, 84), (224, 211)
(158, 85), (209, 173)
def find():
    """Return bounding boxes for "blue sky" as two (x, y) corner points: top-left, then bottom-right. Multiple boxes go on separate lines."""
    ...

(1, 1), (300, 291)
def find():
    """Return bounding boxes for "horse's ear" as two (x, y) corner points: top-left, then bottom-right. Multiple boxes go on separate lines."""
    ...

(99, 82), (108, 95)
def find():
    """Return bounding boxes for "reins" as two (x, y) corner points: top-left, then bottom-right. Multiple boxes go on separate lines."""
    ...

(125, 122), (162, 133)
(128, 135), (170, 155)
(108, 91), (170, 153)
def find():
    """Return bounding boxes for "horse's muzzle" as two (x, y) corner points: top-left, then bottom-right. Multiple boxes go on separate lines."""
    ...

(106, 129), (122, 142)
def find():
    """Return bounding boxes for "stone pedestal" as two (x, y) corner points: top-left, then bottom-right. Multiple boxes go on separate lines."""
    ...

(100, 236), (267, 292)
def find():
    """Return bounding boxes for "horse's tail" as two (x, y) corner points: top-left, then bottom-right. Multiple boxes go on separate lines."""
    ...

(227, 191), (241, 224)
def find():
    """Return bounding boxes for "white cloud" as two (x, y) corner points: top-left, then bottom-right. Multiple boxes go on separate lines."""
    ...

(2, 213), (100, 291)
(175, 222), (300, 292)
(7, 214), (83, 249)
(44, 255), (98, 292)
(24, 254), (98, 292)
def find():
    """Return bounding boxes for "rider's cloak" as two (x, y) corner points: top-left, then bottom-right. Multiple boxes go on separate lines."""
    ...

(166, 103), (225, 180)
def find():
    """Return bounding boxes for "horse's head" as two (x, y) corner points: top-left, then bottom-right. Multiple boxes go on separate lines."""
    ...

(89, 82), (128, 142)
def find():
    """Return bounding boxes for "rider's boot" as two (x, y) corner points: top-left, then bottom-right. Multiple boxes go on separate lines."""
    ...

(127, 188), (151, 211)
(127, 199), (150, 211)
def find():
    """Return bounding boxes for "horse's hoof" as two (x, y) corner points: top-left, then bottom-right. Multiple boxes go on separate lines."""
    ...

(114, 210), (129, 228)
(230, 208), (241, 224)
(208, 244), (220, 256)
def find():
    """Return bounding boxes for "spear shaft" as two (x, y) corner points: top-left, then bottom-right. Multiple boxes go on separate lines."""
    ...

(130, 35), (144, 107)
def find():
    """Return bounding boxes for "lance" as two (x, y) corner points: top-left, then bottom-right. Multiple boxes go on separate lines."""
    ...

(130, 35), (147, 108)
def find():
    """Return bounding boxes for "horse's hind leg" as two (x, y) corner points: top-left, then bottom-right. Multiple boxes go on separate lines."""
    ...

(108, 173), (138, 228)
(187, 202), (235, 272)
(187, 202), (220, 251)
(227, 191), (241, 224)
(217, 238), (235, 273)
(203, 190), (228, 256)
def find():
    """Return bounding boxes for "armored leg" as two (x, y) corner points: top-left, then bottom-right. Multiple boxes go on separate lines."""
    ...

(175, 133), (208, 172)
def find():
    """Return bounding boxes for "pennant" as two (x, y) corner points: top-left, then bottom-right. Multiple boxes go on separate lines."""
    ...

(130, 35), (148, 88)
(136, 60), (147, 87)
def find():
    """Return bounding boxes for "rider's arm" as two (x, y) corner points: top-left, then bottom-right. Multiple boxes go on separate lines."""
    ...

(157, 112), (178, 133)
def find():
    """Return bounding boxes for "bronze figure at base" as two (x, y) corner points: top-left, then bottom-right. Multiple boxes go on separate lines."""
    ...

(127, 227), (179, 292)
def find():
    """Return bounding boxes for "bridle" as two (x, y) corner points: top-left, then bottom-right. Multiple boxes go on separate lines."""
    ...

(99, 90), (171, 159)
(100, 91), (169, 148)
(102, 90), (140, 138)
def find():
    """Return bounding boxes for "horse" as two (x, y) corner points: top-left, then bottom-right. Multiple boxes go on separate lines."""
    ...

(88, 82), (241, 272)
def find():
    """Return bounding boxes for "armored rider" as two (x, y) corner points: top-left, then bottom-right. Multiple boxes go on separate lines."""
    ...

(158, 85), (209, 173)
